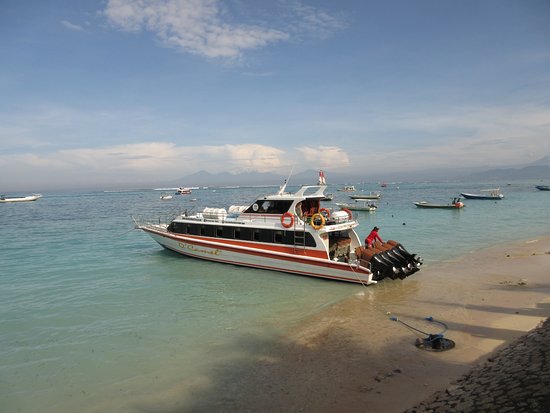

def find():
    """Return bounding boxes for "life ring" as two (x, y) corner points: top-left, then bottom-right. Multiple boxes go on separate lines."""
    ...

(310, 213), (326, 230)
(319, 207), (331, 218)
(281, 212), (294, 228)
(342, 208), (353, 220)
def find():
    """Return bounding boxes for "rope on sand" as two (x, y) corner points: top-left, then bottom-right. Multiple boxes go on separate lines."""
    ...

(347, 262), (455, 351)
(390, 315), (455, 351)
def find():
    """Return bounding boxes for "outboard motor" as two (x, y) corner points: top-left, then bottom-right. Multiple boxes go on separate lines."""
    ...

(357, 240), (423, 281)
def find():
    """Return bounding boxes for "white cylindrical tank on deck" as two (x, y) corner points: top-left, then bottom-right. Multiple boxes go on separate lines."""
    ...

(228, 205), (248, 214)
(331, 210), (351, 223)
(202, 207), (227, 220)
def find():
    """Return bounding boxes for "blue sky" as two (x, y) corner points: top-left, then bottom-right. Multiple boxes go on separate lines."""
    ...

(1, 0), (550, 190)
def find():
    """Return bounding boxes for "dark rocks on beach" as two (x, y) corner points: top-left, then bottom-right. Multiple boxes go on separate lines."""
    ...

(405, 317), (550, 413)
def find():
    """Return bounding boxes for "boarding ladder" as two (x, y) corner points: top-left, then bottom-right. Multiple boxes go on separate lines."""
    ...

(293, 215), (307, 250)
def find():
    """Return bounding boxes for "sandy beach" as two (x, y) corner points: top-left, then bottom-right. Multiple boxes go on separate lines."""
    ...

(134, 236), (550, 412)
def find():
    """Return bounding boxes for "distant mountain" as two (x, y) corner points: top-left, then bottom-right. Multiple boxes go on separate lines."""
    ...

(523, 155), (550, 167)
(180, 170), (286, 187)
(462, 165), (550, 181)
(462, 156), (550, 181)
(170, 156), (550, 188)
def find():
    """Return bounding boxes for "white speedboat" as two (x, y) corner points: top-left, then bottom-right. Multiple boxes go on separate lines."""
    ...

(135, 180), (422, 284)
(175, 187), (192, 195)
(0, 194), (42, 203)
(160, 194), (173, 200)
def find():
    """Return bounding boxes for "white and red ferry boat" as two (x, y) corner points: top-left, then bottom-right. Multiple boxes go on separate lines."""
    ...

(135, 178), (421, 284)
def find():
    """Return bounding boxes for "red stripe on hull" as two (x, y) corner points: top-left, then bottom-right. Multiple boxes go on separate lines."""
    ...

(141, 226), (372, 284)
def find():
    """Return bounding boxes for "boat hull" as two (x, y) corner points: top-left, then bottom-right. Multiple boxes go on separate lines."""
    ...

(349, 195), (380, 200)
(414, 202), (463, 209)
(460, 192), (503, 200)
(0, 194), (42, 203)
(139, 224), (375, 285)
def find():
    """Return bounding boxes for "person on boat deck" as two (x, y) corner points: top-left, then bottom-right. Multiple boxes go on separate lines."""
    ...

(365, 226), (383, 248)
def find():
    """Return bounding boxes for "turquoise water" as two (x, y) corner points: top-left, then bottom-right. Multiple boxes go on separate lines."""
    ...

(1, 182), (548, 412)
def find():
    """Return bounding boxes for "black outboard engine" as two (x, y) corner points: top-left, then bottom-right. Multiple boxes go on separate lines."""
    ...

(357, 241), (422, 281)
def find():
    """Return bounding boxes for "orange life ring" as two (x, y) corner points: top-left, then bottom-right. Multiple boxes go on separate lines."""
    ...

(310, 213), (325, 230)
(281, 212), (294, 228)
(342, 208), (353, 220)
(319, 207), (331, 218)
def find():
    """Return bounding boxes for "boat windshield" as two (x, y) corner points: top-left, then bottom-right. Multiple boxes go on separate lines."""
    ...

(244, 200), (293, 214)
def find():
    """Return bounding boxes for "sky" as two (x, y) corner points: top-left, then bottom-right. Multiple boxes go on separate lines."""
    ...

(1, 0), (550, 191)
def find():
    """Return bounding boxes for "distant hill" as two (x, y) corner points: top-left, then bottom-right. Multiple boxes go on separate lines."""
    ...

(169, 156), (550, 188)
(461, 156), (550, 181)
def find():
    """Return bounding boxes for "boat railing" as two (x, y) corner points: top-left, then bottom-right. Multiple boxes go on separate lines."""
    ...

(132, 207), (188, 228)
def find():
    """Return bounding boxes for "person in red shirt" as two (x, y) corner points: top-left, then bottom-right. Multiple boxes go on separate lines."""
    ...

(365, 226), (383, 248)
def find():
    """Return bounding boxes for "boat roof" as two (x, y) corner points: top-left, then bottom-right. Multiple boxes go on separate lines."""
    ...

(261, 184), (327, 201)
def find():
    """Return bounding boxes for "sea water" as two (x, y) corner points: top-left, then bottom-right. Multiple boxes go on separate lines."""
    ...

(1, 181), (548, 412)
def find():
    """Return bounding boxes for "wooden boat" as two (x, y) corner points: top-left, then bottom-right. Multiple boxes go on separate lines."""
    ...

(135, 178), (422, 284)
(336, 199), (377, 211)
(0, 194), (42, 203)
(535, 185), (549, 191)
(349, 191), (381, 200)
(414, 197), (464, 209)
(460, 188), (503, 200)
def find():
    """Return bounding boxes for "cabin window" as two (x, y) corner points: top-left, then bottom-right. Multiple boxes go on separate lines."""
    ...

(244, 200), (293, 214)
(169, 222), (316, 247)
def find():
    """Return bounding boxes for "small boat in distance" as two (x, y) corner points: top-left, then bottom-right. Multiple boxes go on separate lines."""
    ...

(135, 176), (422, 284)
(349, 191), (381, 200)
(336, 199), (377, 211)
(175, 187), (192, 195)
(414, 197), (464, 209)
(338, 185), (356, 192)
(0, 194), (42, 203)
(535, 185), (549, 191)
(160, 194), (173, 200)
(460, 188), (504, 200)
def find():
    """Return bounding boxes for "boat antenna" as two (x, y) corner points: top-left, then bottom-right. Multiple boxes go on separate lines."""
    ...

(277, 166), (294, 195)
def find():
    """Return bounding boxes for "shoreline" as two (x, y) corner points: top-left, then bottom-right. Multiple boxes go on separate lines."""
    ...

(160, 235), (550, 412)
(123, 235), (550, 413)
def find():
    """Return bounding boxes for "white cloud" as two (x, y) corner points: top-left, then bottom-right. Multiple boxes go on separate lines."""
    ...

(286, 1), (347, 39)
(297, 145), (350, 168)
(356, 105), (550, 170)
(103, 0), (289, 59)
(61, 20), (85, 31)
(0, 142), (344, 189)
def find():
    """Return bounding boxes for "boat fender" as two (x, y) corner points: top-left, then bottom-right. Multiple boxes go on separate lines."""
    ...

(319, 207), (331, 218)
(342, 208), (353, 221)
(310, 213), (325, 230)
(281, 212), (295, 228)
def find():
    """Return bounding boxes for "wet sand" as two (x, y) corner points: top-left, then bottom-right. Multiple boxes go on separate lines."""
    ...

(135, 236), (550, 413)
